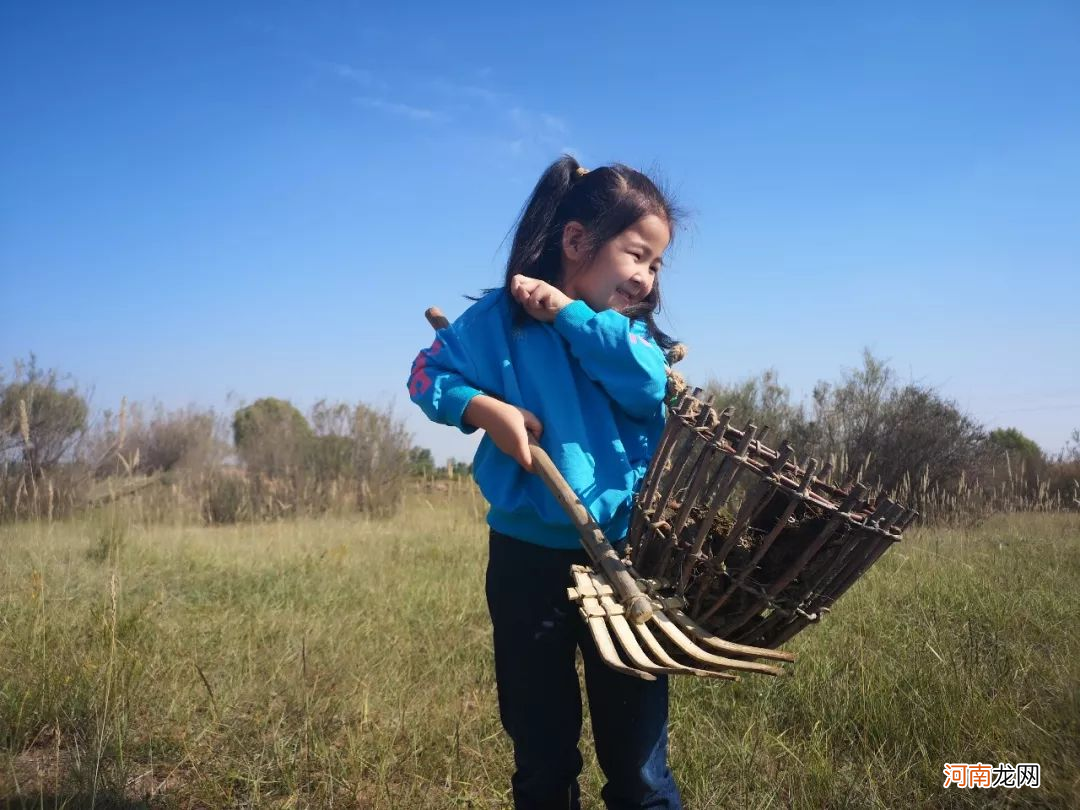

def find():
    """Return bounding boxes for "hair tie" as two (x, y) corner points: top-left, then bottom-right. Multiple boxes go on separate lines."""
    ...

(573, 166), (589, 179)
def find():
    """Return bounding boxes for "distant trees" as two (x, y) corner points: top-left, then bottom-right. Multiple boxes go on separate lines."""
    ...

(0, 356), (88, 473)
(123, 404), (225, 475)
(409, 447), (435, 476)
(985, 427), (1046, 491)
(233, 397), (313, 478)
(701, 350), (1071, 514)
(1062, 429), (1080, 464)
(0, 355), (420, 522)
(988, 427), (1043, 463)
(2, 350), (1074, 524)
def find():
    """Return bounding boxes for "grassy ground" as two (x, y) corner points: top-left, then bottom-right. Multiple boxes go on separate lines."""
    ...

(1, 485), (1078, 808)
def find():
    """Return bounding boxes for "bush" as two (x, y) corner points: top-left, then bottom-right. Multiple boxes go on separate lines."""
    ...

(201, 470), (251, 524)
(233, 398), (312, 478)
(0, 357), (91, 520)
(704, 351), (990, 517)
(702, 369), (808, 445)
(131, 404), (225, 474)
(0, 356), (88, 472)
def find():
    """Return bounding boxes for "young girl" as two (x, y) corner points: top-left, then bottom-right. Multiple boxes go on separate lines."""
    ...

(408, 155), (683, 810)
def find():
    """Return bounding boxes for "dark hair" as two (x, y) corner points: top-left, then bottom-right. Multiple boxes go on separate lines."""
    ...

(499, 154), (682, 352)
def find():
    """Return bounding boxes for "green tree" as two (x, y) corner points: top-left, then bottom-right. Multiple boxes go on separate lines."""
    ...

(702, 368), (807, 443)
(0, 356), (89, 472)
(409, 447), (435, 476)
(232, 397), (312, 477)
(987, 426), (1046, 492)
(988, 428), (1044, 464)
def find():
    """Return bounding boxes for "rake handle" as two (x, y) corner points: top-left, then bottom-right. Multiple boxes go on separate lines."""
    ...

(424, 306), (654, 624)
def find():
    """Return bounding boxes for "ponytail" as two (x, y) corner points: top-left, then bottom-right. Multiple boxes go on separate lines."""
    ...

(504, 154), (584, 294)
(496, 154), (683, 353)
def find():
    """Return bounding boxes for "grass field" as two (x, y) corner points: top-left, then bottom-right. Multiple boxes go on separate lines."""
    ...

(1, 486), (1078, 808)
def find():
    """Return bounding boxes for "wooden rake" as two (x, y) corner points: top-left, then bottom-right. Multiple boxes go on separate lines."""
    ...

(424, 307), (794, 682)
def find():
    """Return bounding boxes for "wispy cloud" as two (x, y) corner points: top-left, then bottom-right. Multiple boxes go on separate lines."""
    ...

(508, 107), (568, 138)
(317, 60), (388, 92)
(355, 96), (444, 123)
(491, 106), (572, 157)
(320, 61), (571, 148)
(428, 78), (502, 106)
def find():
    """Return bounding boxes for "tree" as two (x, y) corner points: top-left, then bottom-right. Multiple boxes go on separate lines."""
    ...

(232, 397), (312, 477)
(0, 356), (88, 472)
(702, 368), (807, 443)
(125, 403), (225, 474)
(409, 447), (435, 476)
(871, 384), (986, 493)
(1059, 429), (1080, 464)
(806, 349), (895, 470)
(988, 428), (1043, 464)
(987, 428), (1045, 490)
(350, 402), (412, 514)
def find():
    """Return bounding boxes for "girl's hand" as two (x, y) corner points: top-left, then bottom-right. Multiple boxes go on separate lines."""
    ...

(463, 395), (543, 471)
(510, 274), (573, 323)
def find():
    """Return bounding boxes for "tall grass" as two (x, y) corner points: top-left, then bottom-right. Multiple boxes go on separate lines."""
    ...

(1, 487), (1077, 808)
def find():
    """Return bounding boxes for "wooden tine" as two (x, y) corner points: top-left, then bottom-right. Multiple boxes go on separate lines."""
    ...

(579, 570), (736, 680)
(572, 570), (681, 676)
(630, 622), (738, 681)
(646, 609), (787, 676)
(569, 569), (655, 681)
(660, 600), (796, 662)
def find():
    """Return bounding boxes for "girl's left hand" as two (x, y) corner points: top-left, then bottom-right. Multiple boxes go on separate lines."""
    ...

(510, 274), (572, 323)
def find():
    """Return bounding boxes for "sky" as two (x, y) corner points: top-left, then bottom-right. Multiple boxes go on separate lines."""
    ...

(2, 1), (1078, 463)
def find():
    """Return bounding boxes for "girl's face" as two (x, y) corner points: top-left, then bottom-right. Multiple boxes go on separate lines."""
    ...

(560, 214), (671, 314)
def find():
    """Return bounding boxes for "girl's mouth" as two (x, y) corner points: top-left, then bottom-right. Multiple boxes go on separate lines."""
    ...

(616, 287), (634, 305)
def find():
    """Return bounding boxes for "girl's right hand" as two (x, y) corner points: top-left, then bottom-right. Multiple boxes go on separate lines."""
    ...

(510, 274), (573, 323)
(463, 395), (543, 471)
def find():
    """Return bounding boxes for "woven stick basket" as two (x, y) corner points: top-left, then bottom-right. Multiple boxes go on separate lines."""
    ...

(628, 387), (916, 650)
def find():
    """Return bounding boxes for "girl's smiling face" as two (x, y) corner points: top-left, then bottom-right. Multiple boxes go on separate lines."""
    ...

(560, 214), (670, 314)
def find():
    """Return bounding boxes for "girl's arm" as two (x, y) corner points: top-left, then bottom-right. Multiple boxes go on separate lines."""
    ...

(407, 309), (543, 469)
(552, 301), (668, 419)
(509, 275), (667, 419)
(462, 395), (542, 470)
(407, 330), (485, 434)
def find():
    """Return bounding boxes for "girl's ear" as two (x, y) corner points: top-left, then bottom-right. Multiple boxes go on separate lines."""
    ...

(561, 221), (587, 263)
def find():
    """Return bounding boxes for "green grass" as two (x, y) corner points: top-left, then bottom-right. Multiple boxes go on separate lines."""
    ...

(1, 487), (1078, 808)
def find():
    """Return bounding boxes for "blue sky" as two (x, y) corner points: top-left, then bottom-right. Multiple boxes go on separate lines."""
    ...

(3, 2), (1078, 463)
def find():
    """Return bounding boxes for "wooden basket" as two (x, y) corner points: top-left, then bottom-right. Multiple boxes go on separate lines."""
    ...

(628, 388), (916, 649)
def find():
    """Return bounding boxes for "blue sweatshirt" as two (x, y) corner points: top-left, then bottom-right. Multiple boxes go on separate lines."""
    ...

(407, 289), (668, 549)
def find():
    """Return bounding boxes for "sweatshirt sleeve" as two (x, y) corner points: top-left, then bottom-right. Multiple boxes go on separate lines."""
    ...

(552, 299), (668, 419)
(407, 324), (485, 435)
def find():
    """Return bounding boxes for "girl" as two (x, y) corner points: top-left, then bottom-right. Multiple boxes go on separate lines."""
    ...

(408, 154), (683, 810)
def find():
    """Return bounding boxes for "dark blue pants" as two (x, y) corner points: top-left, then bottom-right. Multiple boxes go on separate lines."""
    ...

(486, 530), (682, 810)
